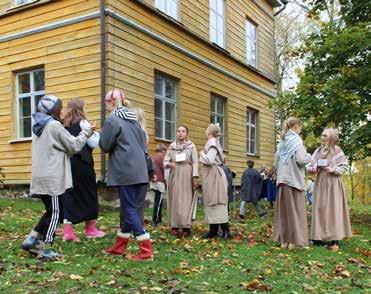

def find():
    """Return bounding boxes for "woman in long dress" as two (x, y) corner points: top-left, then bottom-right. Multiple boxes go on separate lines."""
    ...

(164, 125), (199, 238)
(273, 117), (311, 249)
(200, 124), (230, 239)
(310, 128), (352, 251)
(62, 98), (105, 242)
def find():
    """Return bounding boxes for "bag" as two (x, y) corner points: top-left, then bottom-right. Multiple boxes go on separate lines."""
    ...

(146, 155), (156, 178)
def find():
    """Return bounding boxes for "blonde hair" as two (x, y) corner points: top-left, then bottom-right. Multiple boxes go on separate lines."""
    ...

(63, 98), (87, 127)
(322, 128), (339, 154)
(207, 123), (222, 138)
(132, 107), (147, 132)
(105, 89), (130, 108)
(280, 117), (301, 140)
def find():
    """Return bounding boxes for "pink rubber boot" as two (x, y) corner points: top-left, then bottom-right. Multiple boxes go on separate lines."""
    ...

(63, 223), (80, 242)
(85, 220), (105, 238)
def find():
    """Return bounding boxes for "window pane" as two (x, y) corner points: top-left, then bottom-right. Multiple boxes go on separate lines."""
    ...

(250, 126), (256, 140)
(210, 27), (217, 43)
(18, 73), (30, 94)
(165, 121), (174, 140)
(165, 102), (175, 121)
(211, 96), (217, 113)
(34, 70), (45, 91)
(217, 117), (224, 133)
(210, 11), (217, 29)
(155, 98), (163, 119)
(19, 117), (31, 138)
(250, 140), (256, 154)
(251, 111), (256, 125)
(217, 0), (224, 15)
(155, 118), (163, 139)
(169, 0), (178, 18)
(217, 98), (224, 114)
(34, 94), (44, 113)
(154, 75), (163, 96)
(165, 79), (175, 100)
(19, 97), (31, 117)
(210, 0), (217, 10)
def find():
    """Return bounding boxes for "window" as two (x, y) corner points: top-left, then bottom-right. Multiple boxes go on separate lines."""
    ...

(246, 19), (257, 67)
(155, 0), (179, 19)
(210, 95), (225, 147)
(154, 74), (176, 141)
(247, 108), (258, 155)
(210, 0), (225, 48)
(16, 68), (45, 139)
(14, 0), (34, 5)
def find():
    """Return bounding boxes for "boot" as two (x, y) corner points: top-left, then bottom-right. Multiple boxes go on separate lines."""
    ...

(63, 223), (80, 243)
(220, 223), (231, 240)
(37, 242), (62, 260)
(22, 230), (40, 251)
(182, 228), (191, 238)
(128, 233), (153, 261)
(85, 220), (105, 238)
(104, 232), (130, 255)
(203, 224), (219, 239)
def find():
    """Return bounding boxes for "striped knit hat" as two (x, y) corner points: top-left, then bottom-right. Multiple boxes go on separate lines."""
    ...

(38, 95), (60, 114)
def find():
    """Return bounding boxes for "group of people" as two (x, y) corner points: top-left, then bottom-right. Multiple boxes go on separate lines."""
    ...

(273, 117), (351, 251)
(21, 89), (352, 261)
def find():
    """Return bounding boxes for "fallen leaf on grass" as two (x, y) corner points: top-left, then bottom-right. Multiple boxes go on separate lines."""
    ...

(347, 257), (368, 269)
(222, 259), (233, 265)
(334, 264), (351, 278)
(69, 274), (83, 281)
(302, 283), (314, 292)
(240, 279), (269, 292)
(247, 234), (256, 248)
(234, 232), (243, 243)
(149, 287), (163, 291)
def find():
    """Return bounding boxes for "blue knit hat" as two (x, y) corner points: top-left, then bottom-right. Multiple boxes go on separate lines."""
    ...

(38, 95), (60, 114)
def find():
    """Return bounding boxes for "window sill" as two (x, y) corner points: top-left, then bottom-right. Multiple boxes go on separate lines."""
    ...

(246, 153), (260, 158)
(9, 138), (32, 144)
(155, 137), (174, 144)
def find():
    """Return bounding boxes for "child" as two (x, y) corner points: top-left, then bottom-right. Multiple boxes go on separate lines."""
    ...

(164, 125), (199, 238)
(101, 89), (153, 261)
(273, 117), (311, 250)
(62, 98), (105, 242)
(22, 95), (93, 259)
(150, 144), (167, 226)
(310, 128), (351, 251)
(200, 124), (230, 239)
(239, 160), (266, 219)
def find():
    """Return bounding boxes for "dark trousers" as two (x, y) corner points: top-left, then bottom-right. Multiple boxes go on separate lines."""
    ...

(119, 184), (147, 237)
(152, 190), (163, 224)
(34, 195), (63, 244)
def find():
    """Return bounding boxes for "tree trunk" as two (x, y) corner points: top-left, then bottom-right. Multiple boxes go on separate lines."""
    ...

(348, 159), (355, 201)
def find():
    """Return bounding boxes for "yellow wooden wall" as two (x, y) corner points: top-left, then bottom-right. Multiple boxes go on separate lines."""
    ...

(139, 0), (275, 79)
(106, 0), (276, 181)
(0, 0), (101, 184)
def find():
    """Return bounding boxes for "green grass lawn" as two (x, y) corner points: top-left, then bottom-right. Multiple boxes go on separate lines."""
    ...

(0, 196), (369, 293)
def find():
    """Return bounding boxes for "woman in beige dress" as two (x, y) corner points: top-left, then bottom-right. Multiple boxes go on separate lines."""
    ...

(273, 117), (312, 249)
(200, 124), (230, 239)
(164, 125), (199, 238)
(310, 128), (351, 251)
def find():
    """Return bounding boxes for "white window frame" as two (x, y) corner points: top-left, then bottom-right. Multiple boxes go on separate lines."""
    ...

(209, 0), (225, 48)
(246, 19), (258, 68)
(155, 0), (179, 20)
(14, 0), (35, 6)
(210, 95), (226, 148)
(154, 74), (177, 141)
(247, 108), (258, 155)
(16, 68), (45, 139)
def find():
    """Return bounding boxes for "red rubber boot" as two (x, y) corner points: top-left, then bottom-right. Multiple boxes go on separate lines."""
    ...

(104, 233), (130, 255)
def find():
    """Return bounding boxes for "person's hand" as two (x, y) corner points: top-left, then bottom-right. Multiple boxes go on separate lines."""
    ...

(90, 121), (96, 131)
(167, 162), (176, 170)
(192, 177), (199, 190)
(325, 166), (334, 173)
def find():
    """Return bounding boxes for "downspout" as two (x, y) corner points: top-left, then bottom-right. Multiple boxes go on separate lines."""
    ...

(99, 0), (107, 182)
(273, 0), (288, 17)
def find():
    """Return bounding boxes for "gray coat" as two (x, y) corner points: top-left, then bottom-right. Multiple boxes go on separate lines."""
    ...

(240, 168), (262, 202)
(99, 115), (149, 186)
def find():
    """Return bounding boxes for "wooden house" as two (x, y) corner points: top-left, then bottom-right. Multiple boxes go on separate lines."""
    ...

(0, 0), (283, 185)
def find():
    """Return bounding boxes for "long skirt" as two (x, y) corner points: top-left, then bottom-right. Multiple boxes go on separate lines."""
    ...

(167, 163), (196, 228)
(63, 158), (99, 224)
(311, 171), (352, 241)
(273, 184), (308, 245)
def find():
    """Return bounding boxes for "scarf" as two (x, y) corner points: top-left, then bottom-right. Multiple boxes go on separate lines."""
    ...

(111, 106), (137, 121)
(311, 145), (348, 172)
(169, 140), (195, 153)
(277, 130), (303, 165)
(32, 112), (54, 136)
(204, 137), (224, 164)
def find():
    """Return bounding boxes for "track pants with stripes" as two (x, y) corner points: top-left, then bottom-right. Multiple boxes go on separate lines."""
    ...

(34, 195), (63, 244)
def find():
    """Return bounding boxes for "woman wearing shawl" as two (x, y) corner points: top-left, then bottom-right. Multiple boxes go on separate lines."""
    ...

(100, 89), (153, 261)
(164, 125), (199, 238)
(309, 128), (351, 251)
(200, 124), (230, 239)
(273, 117), (311, 249)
